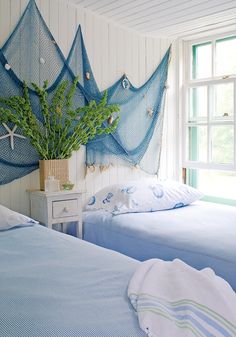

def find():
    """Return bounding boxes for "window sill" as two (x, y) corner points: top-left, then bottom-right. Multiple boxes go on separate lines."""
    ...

(201, 196), (236, 207)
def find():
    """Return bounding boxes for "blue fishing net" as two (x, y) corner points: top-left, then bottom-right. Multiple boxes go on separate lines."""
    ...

(86, 49), (170, 174)
(0, 0), (170, 185)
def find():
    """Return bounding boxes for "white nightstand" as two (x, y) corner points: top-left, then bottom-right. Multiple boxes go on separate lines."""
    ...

(29, 190), (83, 238)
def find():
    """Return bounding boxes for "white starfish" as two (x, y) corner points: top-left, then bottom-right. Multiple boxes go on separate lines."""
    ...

(0, 123), (26, 150)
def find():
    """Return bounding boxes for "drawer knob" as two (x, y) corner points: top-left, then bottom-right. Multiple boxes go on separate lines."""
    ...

(63, 207), (69, 213)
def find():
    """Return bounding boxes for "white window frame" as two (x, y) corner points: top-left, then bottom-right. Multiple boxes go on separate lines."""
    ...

(182, 32), (236, 173)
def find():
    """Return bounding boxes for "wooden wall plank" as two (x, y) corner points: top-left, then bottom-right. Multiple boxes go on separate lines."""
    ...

(39, 0), (50, 25)
(0, 0), (11, 47)
(49, 0), (59, 42)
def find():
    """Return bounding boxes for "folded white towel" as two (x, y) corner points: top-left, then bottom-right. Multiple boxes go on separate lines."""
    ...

(128, 259), (236, 337)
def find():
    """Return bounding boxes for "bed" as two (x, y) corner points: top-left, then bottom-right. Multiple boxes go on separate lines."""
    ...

(1, 204), (236, 337)
(0, 224), (146, 337)
(83, 200), (236, 291)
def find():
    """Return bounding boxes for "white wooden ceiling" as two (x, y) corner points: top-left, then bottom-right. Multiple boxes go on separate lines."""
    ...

(68, 0), (236, 39)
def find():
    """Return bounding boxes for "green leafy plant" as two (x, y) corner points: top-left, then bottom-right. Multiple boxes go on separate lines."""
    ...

(0, 78), (120, 159)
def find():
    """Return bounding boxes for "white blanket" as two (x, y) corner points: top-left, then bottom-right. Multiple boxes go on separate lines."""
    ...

(128, 259), (236, 337)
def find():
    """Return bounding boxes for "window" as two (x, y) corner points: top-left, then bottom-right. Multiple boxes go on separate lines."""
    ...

(183, 34), (236, 205)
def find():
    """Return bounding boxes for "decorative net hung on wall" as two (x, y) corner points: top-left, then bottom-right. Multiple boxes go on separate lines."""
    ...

(0, 0), (170, 185)
(86, 49), (170, 174)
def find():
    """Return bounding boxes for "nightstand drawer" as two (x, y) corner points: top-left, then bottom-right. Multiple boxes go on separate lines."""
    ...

(52, 199), (78, 219)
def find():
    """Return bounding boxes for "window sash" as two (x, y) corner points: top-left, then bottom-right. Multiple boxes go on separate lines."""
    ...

(187, 33), (236, 82)
(183, 36), (236, 172)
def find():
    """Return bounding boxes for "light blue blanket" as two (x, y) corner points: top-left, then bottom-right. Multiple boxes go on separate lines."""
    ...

(0, 225), (145, 337)
(83, 201), (236, 291)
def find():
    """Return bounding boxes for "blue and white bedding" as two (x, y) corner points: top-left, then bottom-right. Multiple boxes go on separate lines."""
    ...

(0, 224), (146, 337)
(83, 201), (236, 291)
(86, 179), (203, 215)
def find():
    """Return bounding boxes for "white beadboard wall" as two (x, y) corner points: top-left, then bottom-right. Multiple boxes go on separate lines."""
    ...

(0, 0), (178, 215)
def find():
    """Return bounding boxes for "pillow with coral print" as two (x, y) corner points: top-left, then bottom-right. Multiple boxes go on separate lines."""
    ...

(85, 179), (204, 215)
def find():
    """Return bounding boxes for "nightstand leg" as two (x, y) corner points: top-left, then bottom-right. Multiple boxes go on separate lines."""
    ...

(78, 209), (83, 239)
(47, 222), (53, 230)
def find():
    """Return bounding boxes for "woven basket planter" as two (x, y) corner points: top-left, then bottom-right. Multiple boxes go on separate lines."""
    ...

(39, 159), (69, 191)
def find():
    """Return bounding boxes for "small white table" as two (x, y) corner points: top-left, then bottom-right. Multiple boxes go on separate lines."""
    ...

(29, 190), (83, 238)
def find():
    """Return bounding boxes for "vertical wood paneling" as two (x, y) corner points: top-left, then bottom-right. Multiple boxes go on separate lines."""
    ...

(67, 3), (77, 53)
(138, 36), (146, 86)
(20, 0), (28, 14)
(0, 0), (178, 214)
(58, 1), (68, 56)
(49, 0), (59, 42)
(39, 0), (50, 25)
(76, 6), (84, 31)
(10, 1), (21, 30)
(0, 0), (10, 47)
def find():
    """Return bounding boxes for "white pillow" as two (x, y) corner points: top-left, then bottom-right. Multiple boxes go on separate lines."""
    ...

(0, 204), (38, 230)
(86, 179), (204, 215)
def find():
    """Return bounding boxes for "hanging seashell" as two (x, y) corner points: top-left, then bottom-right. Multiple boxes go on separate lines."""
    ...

(99, 165), (109, 172)
(107, 116), (113, 125)
(39, 57), (45, 65)
(85, 72), (90, 80)
(88, 164), (95, 173)
(122, 77), (130, 89)
(52, 40), (56, 45)
(147, 107), (154, 117)
(5, 63), (11, 71)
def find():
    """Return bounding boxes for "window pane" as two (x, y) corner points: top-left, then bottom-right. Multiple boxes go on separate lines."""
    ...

(192, 43), (212, 79)
(188, 126), (207, 162)
(211, 125), (234, 164)
(212, 83), (234, 120)
(189, 87), (207, 122)
(187, 169), (236, 200)
(216, 36), (236, 76)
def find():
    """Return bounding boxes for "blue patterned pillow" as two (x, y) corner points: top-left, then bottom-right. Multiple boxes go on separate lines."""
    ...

(86, 179), (204, 215)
